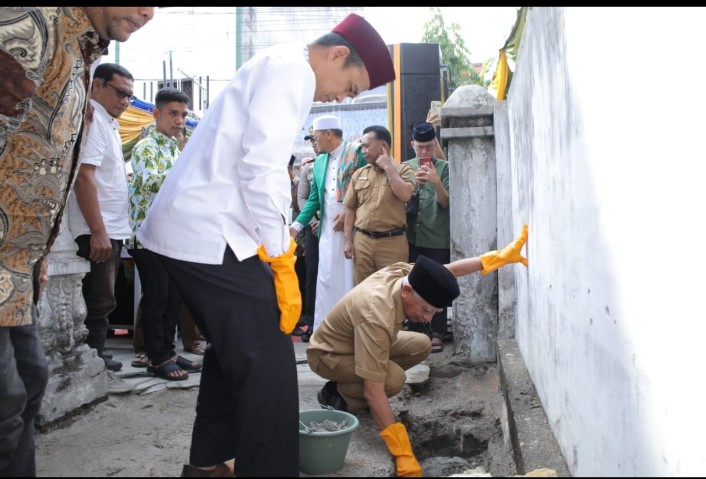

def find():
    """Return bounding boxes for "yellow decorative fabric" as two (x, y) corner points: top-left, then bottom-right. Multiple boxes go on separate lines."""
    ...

(488, 6), (528, 100)
(118, 104), (154, 145)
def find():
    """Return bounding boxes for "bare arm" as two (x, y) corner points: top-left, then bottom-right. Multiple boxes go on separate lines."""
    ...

(363, 379), (398, 431)
(376, 143), (413, 202)
(446, 225), (529, 277)
(433, 137), (446, 161)
(426, 108), (446, 161)
(343, 205), (356, 259)
(444, 257), (483, 277)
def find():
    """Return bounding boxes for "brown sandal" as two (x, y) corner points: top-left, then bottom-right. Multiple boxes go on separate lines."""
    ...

(184, 343), (205, 356)
(131, 353), (150, 368)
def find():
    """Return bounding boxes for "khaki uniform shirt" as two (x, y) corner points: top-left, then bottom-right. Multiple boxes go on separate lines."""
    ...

(343, 163), (416, 232)
(307, 262), (411, 382)
(0, 7), (108, 326)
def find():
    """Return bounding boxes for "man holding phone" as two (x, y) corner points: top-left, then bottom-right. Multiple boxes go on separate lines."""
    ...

(402, 122), (451, 353)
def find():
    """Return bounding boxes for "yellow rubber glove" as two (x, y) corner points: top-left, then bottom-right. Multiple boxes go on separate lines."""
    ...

(257, 238), (302, 334)
(480, 224), (529, 275)
(379, 422), (422, 477)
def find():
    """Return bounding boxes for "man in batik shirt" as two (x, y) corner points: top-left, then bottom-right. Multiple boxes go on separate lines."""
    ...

(0, 7), (155, 476)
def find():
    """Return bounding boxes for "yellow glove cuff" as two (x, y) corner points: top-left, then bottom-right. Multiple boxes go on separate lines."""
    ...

(257, 237), (297, 263)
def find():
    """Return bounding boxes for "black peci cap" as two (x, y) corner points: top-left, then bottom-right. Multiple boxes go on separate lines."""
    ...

(412, 122), (436, 142)
(408, 256), (460, 308)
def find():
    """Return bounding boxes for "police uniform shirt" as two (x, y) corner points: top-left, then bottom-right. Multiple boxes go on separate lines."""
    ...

(307, 262), (411, 382)
(343, 163), (415, 232)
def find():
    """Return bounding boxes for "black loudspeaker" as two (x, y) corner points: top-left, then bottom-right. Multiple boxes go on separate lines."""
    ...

(389, 43), (443, 162)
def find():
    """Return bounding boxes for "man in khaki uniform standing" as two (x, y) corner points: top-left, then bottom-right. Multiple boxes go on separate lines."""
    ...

(343, 125), (416, 285)
(308, 225), (529, 477)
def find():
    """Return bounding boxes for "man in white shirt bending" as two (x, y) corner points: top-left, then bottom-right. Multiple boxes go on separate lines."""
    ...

(136, 13), (396, 478)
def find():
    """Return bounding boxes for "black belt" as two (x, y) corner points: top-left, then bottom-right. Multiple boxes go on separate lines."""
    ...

(355, 227), (406, 239)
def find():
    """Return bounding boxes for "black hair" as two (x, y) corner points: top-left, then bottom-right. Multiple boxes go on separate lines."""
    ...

(311, 32), (363, 69)
(155, 87), (190, 108)
(93, 62), (134, 83)
(363, 125), (391, 145)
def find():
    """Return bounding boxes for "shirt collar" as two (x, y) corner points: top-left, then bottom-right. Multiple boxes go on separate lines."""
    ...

(330, 142), (344, 160)
(89, 99), (118, 129)
(150, 128), (180, 146)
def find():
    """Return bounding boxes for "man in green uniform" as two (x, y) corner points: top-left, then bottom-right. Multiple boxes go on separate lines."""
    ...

(403, 122), (451, 353)
(307, 225), (529, 477)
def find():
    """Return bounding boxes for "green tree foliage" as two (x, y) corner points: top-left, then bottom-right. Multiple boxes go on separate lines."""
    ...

(421, 7), (483, 89)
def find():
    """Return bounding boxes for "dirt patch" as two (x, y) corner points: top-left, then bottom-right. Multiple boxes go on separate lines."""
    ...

(394, 354), (517, 477)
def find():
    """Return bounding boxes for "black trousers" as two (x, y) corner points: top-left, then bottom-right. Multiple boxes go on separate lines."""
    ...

(128, 248), (182, 365)
(155, 247), (299, 477)
(0, 315), (48, 477)
(75, 235), (123, 355)
(408, 244), (451, 337)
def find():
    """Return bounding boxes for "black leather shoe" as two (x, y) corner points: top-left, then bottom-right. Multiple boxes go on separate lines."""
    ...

(301, 329), (312, 343)
(181, 463), (234, 477)
(317, 381), (347, 412)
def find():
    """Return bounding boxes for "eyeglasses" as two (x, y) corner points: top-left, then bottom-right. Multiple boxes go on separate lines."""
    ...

(105, 82), (136, 102)
(413, 143), (434, 152)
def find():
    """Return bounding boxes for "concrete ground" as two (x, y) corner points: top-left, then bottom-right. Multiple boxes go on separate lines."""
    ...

(35, 333), (569, 477)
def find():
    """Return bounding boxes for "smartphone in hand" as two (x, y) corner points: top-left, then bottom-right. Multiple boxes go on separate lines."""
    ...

(429, 100), (441, 120)
(420, 157), (433, 169)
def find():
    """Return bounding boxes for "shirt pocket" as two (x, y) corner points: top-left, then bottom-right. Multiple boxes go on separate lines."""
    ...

(354, 178), (371, 191)
(354, 178), (372, 203)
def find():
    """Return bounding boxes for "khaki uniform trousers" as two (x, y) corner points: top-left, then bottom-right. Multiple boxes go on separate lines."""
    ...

(307, 330), (431, 412)
(352, 232), (409, 285)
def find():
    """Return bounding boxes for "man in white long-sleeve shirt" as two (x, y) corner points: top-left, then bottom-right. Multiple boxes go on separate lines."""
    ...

(136, 13), (395, 478)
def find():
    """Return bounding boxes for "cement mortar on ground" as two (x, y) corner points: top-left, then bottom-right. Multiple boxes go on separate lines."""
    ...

(35, 338), (517, 477)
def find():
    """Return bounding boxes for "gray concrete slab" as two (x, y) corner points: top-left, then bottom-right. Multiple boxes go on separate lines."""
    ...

(100, 335), (425, 477)
(38, 334), (566, 477)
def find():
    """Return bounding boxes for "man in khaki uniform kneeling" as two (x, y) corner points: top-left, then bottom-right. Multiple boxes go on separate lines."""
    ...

(307, 225), (529, 477)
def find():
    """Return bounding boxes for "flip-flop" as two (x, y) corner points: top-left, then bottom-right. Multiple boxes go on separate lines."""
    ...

(175, 355), (202, 372)
(431, 337), (444, 353)
(184, 343), (205, 356)
(147, 360), (188, 381)
(131, 353), (150, 368)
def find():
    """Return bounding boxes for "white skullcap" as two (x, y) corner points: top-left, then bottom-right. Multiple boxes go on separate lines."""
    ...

(313, 115), (341, 131)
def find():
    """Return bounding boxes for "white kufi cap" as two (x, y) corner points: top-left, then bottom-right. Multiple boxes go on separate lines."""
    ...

(313, 115), (341, 131)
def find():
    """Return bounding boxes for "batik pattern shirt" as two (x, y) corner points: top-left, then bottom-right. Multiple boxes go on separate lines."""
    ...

(0, 7), (108, 326)
(126, 128), (181, 249)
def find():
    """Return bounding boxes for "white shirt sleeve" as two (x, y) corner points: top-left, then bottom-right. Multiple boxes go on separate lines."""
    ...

(235, 56), (315, 257)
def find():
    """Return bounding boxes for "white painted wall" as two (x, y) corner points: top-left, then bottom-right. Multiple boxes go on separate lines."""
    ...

(507, 7), (706, 476)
